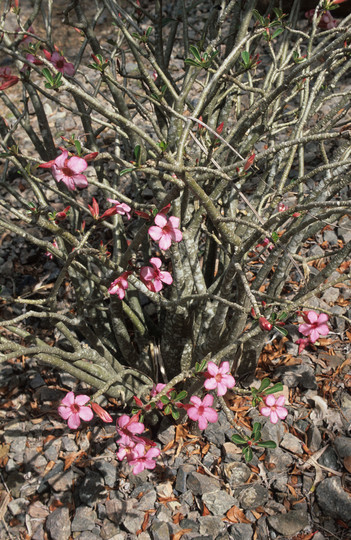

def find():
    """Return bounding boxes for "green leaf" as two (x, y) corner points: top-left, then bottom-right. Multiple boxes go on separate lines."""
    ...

(42, 67), (53, 83)
(252, 10), (264, 25)
(146, 27), (153, 37)
(160, 395), (170, 404)
(256, 440), (277, 449)
(189, 45), (202, 62)
(263, 382), (283, 395)
(271, 28), (284, 40)
(252, 422), (262, 436)
(243, 446), (253, 462)
(274, 325), (288, 337)
(164, 403), (172, 415)
(231, 434), (247, 445)
(257, 378), (271, 393)
(184, 58), (201, 67)
(134, 145), (141, 166)
(278, 311), (288, 321)
(198, 357), (209, 372)
(271, 231), (279, 243)
(241, 51), (250, 66)
(74, 140), (82, 155)
(119, 167), (134, 176)
(175, 390), (187, 401)
(172, 408), (180, 420)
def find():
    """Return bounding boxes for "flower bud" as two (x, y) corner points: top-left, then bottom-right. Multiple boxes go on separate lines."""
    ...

(259, 317), (273, 331)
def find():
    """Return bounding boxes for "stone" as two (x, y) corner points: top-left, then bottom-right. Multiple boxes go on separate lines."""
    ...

(338, 215), (351, 244)
(123, 509), (145, 534)
(222, 462), (251, 487)
(138, 488), (157, 511)
(76, 533), (101, 540)
(334, 436), (351, 459)
(175, 464), (196, 493)
(198, 516), (226, 537)
(61, 435), (78, 452)
(222, 442), (242, 461)
(47, 469), (74, 493)
(45, 507), (71, 540)
(100, 518), (122, 539)
(268, 509), (309, 536)
(202, 490), (237, 515)
(94, 460), (118, 488)
(105, 499), (132, 524)
(323, 229), (338, 246)
(308, 244), (325, 258)
(149, 520), (170, 540)
(204, 411), (234, 445)
(187, 472), (220, 495)
(260, 420), (285, 446)
(316, 477), (351, 524)
(306, 425), (322, 452)
(237, 484), (269, 509)
(71, 506), (97, 532)
(276, 364), (317, 390)
(8, 497), (29, 516)
(76, 471), (104, 506)
(280, 433), (303, 454)
(318, 447), (340, 471)
(6, 471), (25, 498)
(228, 523), (253, 540)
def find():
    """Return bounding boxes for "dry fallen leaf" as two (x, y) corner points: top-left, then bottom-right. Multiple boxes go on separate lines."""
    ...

(226, 505), (252, 524)
(343, 455), (351, 473)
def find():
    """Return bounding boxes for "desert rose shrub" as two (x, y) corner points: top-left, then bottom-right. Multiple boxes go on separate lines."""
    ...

(0, 0), (350, 407)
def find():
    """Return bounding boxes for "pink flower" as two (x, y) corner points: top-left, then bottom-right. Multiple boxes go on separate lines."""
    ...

(16, 26), (36, 46)
(260, 394), (288, 425)
(107, 198), (131, 220)
(58, 391), (93, 429)
(298, 310), (329, 343)
(140, 257), (173, 293)
(25, 53), (43, 66)
(43, 49), (75, 75)
(148, 214), (182, 250)
(108, 271), (130, 299)
(128, 443), (161, 475)
(39, 150), (88, 191)
(204, 361), (235, 397)
(185, 394), (218, 430)
(116, 414), (145, 446)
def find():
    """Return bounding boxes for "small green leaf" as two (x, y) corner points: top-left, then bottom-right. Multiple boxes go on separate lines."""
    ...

(146, 27), (153, 37)
(184, 58), (201, 67)
(164, 403), (172, 415)
(241, 51), (250, 66)
(257, 378), (271, 393)
(119, 167), (134, 176)
(160, 395), (170, 404)
(271, 231), (279, 243)
(252, 422), (262, 436)
(74, 140), (82, 155)
(42, 67), (53, 83)
(134, 145), (141, 166)
(278, 311), (288, 321)
(256, 440), (277, 449)
(189, 45), (202, 62)
(271, 28), (284, 40)
(172, 408), (180, 420)
(243, 446), (253, 462)
(274, 326), (288, 337)
(231, 434), (247, 445)
(175, 390), (187, 401)
(263, 382), (283, 395)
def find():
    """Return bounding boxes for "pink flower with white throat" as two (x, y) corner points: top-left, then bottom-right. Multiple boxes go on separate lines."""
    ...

(298, 310), (329, 343)
(184, 394), (218, 430)
(260, 394), (288, 425)
(58, 391), (93, 429)
(204, 361), (235, 397)
(148, 214), (182, 250)
(108, 271), (130, 299)
(140, 257), (173, 292)
(116, 414), (145, 446)
(107, 198), (131, 220)
(129, 443), (161, 475)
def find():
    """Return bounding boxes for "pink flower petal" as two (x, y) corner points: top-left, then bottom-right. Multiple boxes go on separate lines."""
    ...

(75, 394), (90, 406)
(154, 213), (167, 227)
(67, 156), (88, 174)
(67, 413), (81, 429)
(207, 362), (219, 376)
(158, 235), (172, 251)
(61, 391), (75, 406)
(58, 405), (71, 420)
(265, 394), (276, 407)
(148, 225), (163, 242)
(79, 406), (94, 422)
(202, 394), (214, 407)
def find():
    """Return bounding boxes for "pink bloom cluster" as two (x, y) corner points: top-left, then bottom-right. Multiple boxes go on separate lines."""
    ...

(108, 271), (131, 299)
(183, 394), (218, 430)
(203, 361), (235, 396)
(260, 395), (288, 425)
(296, 310), (329, 352)
(116, 415), (160, 474)
(150, 383), (173, 409)
(107, 198), (131, 220)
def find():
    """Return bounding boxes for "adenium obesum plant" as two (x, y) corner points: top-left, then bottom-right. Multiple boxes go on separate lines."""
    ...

(298, 310), (330, 343)
(43, 49), (75, 75)
(140, 257), (173, 292)
(148, 213), (183, 250)
(57, 363), (290, 471)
